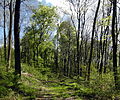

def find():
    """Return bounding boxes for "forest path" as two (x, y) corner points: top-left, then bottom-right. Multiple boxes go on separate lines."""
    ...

(21, 73), (114, 100)
(35, 80), (77, 100)
(21, 73), (79, 99)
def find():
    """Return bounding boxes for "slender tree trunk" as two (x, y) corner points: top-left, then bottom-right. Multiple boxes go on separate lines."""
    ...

(79, 7), (86, 76)
(99, 33), (105, 74)
(33, 30), (36, 66)
(84, 37), (88, 65)
(104, 36), (108, 73)
(63, 53), (66, 76)
(104, 1), (112, 73)
(84, 35), (88, 79)
(26, 47), (29, 64)
(104, 27), (109, 73)
(98, 24), (103, 71)
(36, 46), (39, 66)
(4, 0), (6, 64)
(99, 0), (105, 74)
(73, 49), (76, 76)
(96, 26), (100, 70)
(67, 30), (71, 77)
(77, 13), (80, 76)
(54, 50), (58, 72)
(7, 0), (13, 71)
(119, 51), (120, 67)
(55, 32), (59, 73)
(111, 0), (119, 89)
(14, 0), (21, 75)
(87, 0), (101, 81)
(81, 0), (87, 58)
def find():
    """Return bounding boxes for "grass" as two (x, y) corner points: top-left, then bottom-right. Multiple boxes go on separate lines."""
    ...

(0, 64), (120, 99)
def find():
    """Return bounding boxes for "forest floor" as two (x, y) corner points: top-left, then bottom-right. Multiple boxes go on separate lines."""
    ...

(19, 72), (119, 100)
(0, 64), (120, 100)
(20, 72), (84, 100)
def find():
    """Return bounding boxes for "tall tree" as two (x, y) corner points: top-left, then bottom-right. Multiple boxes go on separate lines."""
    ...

(68, 0), (88, 76)
(14, 0), (21, 75)
(111, 0), (119, 89)
(87, 0), (101, 81)
(7, 0), (13, 71)
(3, 0), (6, 64)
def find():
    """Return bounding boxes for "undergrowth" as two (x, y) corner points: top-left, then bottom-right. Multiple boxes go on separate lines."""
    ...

(0, 64), (120, 99)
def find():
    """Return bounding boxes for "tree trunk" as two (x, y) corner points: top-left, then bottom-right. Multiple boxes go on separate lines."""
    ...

(7, 0), (13, 71)
(99, 1), (105, 74)
(87, 0), (101, 81)
(33, 30), (36, 66)
(4, 0), (6, 64)
(54, 32), (59, 73)
(77, 13), (80, 76)
(14, 0), (21, 76)
(67, 30), (71, 77)
(111, 0), (119, 89)
(119, 51), (120, 67)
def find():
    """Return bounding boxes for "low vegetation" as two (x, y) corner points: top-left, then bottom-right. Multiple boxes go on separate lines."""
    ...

(0, 64), (120, 99)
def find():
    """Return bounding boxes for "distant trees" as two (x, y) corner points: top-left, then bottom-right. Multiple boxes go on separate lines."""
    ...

(21, 5), (58, 68)
(68, 0), (89, 76)
(0, 0), (119, 89)
(65, 0), (119, 88)
(56, 21), (76, 77)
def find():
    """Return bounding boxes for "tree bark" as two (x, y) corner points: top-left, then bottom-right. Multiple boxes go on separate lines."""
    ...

(14, 0), (21, 76)
(111, 0), (119, 89)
